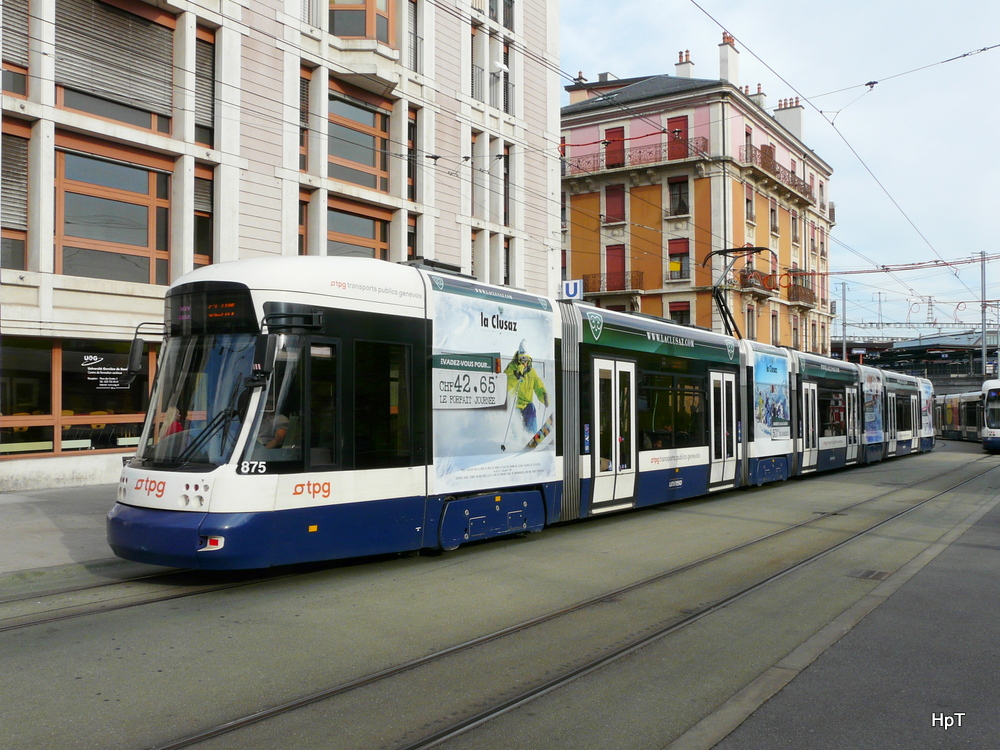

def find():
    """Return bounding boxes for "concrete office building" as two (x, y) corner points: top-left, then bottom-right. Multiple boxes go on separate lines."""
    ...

(1, 0), (561, 490)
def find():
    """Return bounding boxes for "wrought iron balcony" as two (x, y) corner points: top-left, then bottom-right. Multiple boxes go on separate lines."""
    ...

(738, 144), (815, 203)
(738, 268), (777, 296)
(583, 271), (644, 293)
(564, 137), (709, 176)
(787, 282), (817, 307)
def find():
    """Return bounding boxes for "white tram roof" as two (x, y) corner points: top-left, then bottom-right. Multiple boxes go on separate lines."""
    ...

(174, 256), (428, 318)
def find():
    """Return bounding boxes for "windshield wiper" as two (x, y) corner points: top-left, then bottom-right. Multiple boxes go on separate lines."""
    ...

(175, 381), (247, 464)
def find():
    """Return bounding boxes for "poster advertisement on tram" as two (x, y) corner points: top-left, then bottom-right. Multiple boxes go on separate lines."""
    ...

(862, 370), (884, 443)
(427, 275), (558, 494)
(753, 352), (790, 442)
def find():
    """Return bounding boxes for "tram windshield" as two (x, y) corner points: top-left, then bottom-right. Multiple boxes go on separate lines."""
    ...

(135, 333), (258, 468)
(985, 389), (1000, 429)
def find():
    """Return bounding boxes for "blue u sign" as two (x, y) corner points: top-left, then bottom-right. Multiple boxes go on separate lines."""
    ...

(563, 280), (583, 300)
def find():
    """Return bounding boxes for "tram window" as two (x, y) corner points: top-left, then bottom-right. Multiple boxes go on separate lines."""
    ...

(818, 387), (845, 437)
(986, 390), (1000, 429)
(598, 370), (613, 470)
(637, 371), (706, 450)
(309, 343), (339, 467)
(247, 337), (306, 464)
(618, 369), (632, 470)
(963, 400), (978, 431)
(897, 395), (913, 433)
(354, 341), (411, 468)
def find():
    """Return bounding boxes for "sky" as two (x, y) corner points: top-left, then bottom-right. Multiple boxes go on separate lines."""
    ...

(559, 0), (1000, 343)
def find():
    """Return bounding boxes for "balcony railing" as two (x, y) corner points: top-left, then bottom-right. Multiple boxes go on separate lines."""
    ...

(564, 137), (708, 175)
(738, 144), (815, 203)
(583, 270), (644, 293)
(787, 283), (817, 306)
(738, 268), (777, 294)
(489, 73), (514, 114)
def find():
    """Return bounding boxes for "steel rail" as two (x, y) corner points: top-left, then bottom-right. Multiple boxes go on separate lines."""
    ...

(147, 455), (994, 750)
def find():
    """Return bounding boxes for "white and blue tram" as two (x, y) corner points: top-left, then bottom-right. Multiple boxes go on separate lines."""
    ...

(934, 380), (1000, 450)
(107, 257), (935, 569)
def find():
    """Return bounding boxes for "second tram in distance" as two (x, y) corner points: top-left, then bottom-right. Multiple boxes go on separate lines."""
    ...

(108, 256), (935, 569)
(935, 379), (1000, 450)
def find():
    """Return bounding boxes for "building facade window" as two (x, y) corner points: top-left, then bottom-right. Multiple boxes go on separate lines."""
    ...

(55, 137), (173, 285)
(771, 311), (779, 344)
(298, 196), (309, 255)
(2, 0), (28, 96)
(668, 238), (690, 280)
(194, 29), (216, 147)
(666, 116), (688, 160)
(502, 145), (512, 226)
(470, 26), (484, 101)
(407, 110), (418, 202)
(669, 301), (691, 326)
(2, 63), (28, 97)
(604, 184), (625, 223)
(193, 171), (214, 268)
(605, 243), (626, 290)
(329, 0), (393, 44)
(668, 178), (689, 216)
(0, 337), (149, 457)
(1, 124), (29, 271)
(54, 0), (176, 135)
(300, 70), (312, 171)
(604, 126), (625, 169)
(328, 82), (391, 192)
(406, 0), (421, 72)
(327, 199), (391, 259)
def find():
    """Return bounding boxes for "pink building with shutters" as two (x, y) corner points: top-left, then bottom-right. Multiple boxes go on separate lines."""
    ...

(561, 34), (835, 352)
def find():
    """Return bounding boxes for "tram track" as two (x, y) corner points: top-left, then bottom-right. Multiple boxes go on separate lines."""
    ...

(1, 455), (985, 638)
(145, 455), (1000, 750)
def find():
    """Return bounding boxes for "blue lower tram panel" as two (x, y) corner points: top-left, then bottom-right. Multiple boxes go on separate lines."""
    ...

(108, 495), (429, 569)
(107, 490), (548, 569)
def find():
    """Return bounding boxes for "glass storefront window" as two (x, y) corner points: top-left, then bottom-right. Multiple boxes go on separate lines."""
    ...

(0, 338), (149, 456)
(0, 338), (52, 416)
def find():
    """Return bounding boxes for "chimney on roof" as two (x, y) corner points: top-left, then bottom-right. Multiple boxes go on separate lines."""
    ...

(675, 50), (694, 78)
(774, 96), (804, 140)
(719, 32), (739, 84)
(597, 72), (619, 83)
(750, 83), (766, 110)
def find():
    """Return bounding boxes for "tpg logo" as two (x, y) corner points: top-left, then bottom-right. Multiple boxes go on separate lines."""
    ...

(134, 477), (167, 498)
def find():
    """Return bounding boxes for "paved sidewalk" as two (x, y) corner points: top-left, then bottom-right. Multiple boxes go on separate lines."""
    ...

(0, 484), (120, 574)
(712, 495), (1000, 749)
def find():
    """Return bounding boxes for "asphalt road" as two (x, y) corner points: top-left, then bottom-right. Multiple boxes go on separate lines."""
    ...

(0, 441), (997, 749)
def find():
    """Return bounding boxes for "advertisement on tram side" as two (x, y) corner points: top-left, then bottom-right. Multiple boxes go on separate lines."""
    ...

(426, 274), (557, 494)
(753, 352), (791, 442)
(862, 370), (884, 443)
(921, 380), (934, 435)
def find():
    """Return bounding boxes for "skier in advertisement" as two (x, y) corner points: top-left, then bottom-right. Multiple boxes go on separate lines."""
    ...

(504, 340), (549, 434)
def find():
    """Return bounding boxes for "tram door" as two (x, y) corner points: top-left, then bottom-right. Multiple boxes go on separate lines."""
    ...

(709, 371), (737, 486)
(846, 387), (860, 463)
(801, 381), (818, 471)
(911, 396), (920, 453)
(591, 359), (637, 511)
(887, 392), (898, 455)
